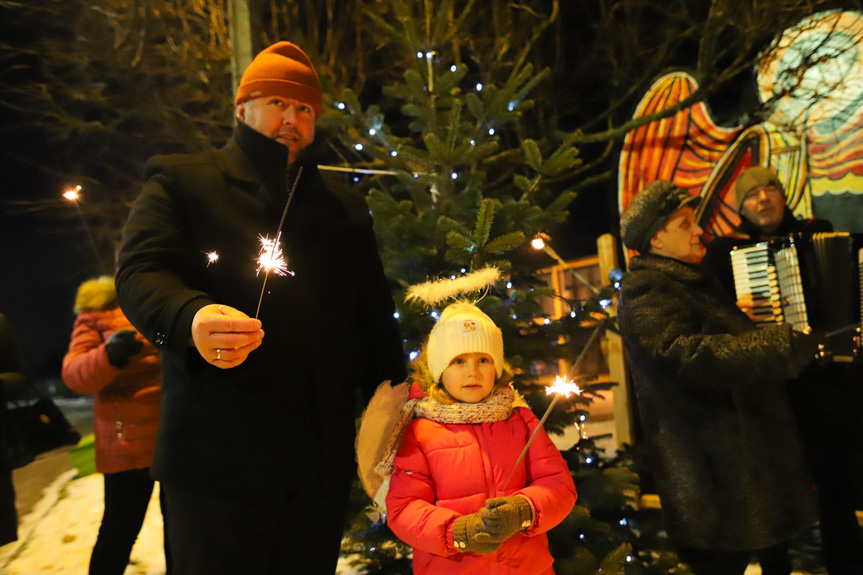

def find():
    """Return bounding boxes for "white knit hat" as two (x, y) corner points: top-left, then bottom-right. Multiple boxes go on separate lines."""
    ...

(426, 302), (504, 382)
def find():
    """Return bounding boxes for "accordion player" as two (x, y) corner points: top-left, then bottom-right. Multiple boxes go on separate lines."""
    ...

(728, 232), (863, 362)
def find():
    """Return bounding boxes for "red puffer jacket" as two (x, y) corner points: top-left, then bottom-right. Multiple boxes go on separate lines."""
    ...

(386, 406), (577, 575)
(61, 277), (161, 475)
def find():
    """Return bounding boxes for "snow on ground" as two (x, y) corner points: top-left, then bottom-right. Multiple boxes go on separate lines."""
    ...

(0, 470), (362, 574)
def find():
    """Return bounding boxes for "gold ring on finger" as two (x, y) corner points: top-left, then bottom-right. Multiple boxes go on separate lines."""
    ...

(215, 348), (222, 361)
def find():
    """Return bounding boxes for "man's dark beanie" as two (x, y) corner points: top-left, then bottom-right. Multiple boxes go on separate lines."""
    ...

(620, 180), (702, 252)
(733, 166), (783, 211)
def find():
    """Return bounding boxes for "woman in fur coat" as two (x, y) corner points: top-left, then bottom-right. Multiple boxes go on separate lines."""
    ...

(62, 276), (169, 575)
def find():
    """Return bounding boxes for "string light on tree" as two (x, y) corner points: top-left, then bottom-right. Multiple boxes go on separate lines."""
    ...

(335, 102), (346, 110)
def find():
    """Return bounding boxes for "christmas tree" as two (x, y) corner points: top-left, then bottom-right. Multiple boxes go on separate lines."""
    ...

(324, 2), (690, 573)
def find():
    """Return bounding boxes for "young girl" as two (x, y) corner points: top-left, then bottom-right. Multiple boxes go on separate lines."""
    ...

(380, 301), (577, 574)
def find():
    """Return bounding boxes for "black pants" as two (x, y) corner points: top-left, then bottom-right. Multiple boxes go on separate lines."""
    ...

(0, 462), (16, 547)
(678, 543), (790, 575)
(89, 468), (170, 575)
(163, 478), (352, 575)
(789, 365), (863, 574)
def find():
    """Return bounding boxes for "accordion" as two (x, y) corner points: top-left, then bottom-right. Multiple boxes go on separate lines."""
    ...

(730, 232), (863, 362)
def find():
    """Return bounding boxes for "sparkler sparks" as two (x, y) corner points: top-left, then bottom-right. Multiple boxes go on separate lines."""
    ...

(256, 235), (290, 277)
(252, 166), (303, 320)
(205, 251), (220, 266)
(503, 375), (583, 489)
(545, 376), (582, 398)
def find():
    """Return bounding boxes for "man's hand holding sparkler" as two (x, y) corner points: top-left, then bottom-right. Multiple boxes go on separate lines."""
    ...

(191, 304), (264, 369)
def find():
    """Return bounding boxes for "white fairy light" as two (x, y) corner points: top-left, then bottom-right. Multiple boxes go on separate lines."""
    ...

(335, 102), (346, 110)
(488, 128), (495, 136)
(416, 51), (423, 58)
(476, 83), (483, 91)
(390, 150), (398, 157)
(450, 64), (457, 72)
(451, 172), (458, 180)
(355, 143), (364, 151)
(369, 128), (377, 136)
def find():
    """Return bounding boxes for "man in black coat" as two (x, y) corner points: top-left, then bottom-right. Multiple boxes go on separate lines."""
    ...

(701, 166), (863, 574)
(617, 180), (818, 575)
(117, 42), (406, 574)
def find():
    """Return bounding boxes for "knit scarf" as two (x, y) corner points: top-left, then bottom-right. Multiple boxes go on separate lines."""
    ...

(374, 386), (521, 478)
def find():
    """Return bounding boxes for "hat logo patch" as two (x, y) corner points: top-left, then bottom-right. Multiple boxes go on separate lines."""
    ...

(461, 320), (477, 332)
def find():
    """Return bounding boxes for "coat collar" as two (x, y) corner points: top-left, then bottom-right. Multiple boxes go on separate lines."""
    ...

(217, 121), (289, 186)
(629, 253), (706, 285)
(734, 206), (798, 239)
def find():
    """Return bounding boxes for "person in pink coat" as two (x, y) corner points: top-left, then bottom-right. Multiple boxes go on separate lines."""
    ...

(383, 302), (577, 574)
(62, 276), (169, 575)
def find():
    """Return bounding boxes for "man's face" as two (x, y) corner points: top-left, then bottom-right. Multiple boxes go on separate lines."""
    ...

(739, 184), (785, 233)
(236, 95), (316, 166)
(649, 206), (705, 264)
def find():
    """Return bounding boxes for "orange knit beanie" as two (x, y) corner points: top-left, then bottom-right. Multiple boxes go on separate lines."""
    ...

(235, 42), (322, 118)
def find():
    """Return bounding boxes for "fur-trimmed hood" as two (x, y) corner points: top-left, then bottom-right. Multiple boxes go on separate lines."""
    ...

(73, 276), (117, 314)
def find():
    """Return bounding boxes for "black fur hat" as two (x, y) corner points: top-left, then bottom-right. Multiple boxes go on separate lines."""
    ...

(620, 180), (701, 252)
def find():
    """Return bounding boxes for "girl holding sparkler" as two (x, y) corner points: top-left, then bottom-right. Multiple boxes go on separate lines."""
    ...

(369, 291), (576, 574)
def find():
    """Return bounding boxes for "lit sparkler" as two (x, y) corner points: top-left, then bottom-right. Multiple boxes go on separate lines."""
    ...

(205, 251), (219, 266)
(254, 233), (294, 319)
(252, 166), (303, 319)
(256, 234), (290, 277)
(503, 375), (583, 489)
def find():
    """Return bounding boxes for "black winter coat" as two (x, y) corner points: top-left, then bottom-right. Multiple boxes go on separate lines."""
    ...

(617, 254), (816, 551)
(117, 122), (406, 496)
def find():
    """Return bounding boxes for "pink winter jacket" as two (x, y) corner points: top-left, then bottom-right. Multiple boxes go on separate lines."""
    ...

(386, 406), (577, 575)
(61, 279), (161, 475)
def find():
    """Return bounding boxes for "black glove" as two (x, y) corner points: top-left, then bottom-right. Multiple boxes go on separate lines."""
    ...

(451, 513), (501, 554)
(480, 496), (534, 542)
(105, 330), (143, 369)
(790, 331), (825, 373)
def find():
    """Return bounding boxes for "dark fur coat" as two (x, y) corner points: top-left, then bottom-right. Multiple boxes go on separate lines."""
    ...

(617, 254), (816, 551)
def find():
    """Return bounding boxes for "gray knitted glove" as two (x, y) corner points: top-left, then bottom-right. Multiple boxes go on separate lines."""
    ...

(480, 496), (534, 541)
(451, 513), (501, 554)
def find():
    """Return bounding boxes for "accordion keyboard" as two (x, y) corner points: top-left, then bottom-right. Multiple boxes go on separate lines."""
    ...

(730, 243), (784, 327)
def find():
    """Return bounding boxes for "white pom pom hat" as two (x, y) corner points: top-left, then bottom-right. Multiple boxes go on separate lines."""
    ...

(426, 302), (504, 382)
